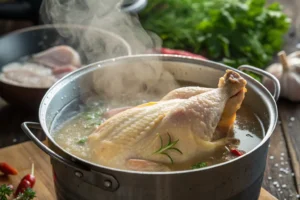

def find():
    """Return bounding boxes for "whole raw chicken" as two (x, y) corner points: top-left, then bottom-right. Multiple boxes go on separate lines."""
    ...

(87, 70), (247, 171)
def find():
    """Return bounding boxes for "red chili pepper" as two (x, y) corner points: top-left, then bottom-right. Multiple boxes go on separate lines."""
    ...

(15, 179), (32, 197)
(230, 148), (244, 156)
(160, 48), (207, 60)
(14, 163), (36, 197)
(0, 162), (18, 175)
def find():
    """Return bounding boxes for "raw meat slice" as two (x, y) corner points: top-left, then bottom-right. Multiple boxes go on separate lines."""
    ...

(1, 68), (57, 88)
(52, 65), (77, 75)
(0, 62), (57, 88)
(3, 62), (53, 76)
(33, 45), (81, 69)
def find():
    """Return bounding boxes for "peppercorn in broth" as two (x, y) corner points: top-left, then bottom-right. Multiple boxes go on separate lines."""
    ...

(52, 76), (264, 172)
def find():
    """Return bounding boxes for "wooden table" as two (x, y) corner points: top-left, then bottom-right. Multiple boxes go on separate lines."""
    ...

(262, 100), (300, 199)
(0, 0), (300, 199)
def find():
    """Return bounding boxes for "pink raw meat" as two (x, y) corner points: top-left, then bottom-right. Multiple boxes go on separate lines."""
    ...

(0, 67), (56, 88)
(53, 65), (78, 79)
(33, 45), (81, 69)
(52, 65), (77, 75)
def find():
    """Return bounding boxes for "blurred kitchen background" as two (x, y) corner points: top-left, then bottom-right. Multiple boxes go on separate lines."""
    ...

(0, 0), (299, 53)
(0, 0), (147, 35)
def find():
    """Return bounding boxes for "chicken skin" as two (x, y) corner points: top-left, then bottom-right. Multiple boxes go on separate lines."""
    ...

(87, 70), (247, 171)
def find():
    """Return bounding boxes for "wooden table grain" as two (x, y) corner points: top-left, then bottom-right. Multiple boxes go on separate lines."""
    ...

(0, 141), (55, 200)
(1, 0), (300, 199)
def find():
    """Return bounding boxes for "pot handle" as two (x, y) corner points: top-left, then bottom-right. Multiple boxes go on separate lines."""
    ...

(21, 122), (90, 169)
(238, 65), (280, 101)
(21, 122), (119, 192)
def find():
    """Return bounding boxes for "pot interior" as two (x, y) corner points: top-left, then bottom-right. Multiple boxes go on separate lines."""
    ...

(40, 55), (277, 170)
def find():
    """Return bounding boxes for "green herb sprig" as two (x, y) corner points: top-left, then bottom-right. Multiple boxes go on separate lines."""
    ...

(0, 184), (13, 200)
(15, 188), (36, 200)
(153, 133), (182, 164)
(77, 137), (88, 145)
(139, 0), (290, 75)
(0, 185), (36, 200)
(191, 162), (208, 169)
(81, 106), (106, 129)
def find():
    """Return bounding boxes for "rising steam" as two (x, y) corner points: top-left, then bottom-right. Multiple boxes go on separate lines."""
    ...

(39, 0), (180, 101)
(40, 0), (161, 55)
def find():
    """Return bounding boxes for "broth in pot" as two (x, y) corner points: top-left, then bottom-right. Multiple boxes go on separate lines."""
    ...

(52, 70), (264, 172)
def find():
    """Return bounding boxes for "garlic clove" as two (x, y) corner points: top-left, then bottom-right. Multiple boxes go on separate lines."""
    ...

(263, 50), (300, 102)
(262, 63), (283, 95)
(281, 72), (300, 101)
(287, 51), (300, 59)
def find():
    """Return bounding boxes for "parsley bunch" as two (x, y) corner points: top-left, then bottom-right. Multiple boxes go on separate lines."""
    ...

(139, 0), (290, 69)
(0, 184), (13, 200)
(0, 185), (36, 200)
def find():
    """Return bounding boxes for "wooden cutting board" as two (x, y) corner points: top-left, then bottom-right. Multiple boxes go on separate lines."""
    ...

(0, 141), (277, 200)
(0, 141), (54, 199)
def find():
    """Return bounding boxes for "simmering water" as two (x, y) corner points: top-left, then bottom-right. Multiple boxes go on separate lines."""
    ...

(51, 94), (264, 171)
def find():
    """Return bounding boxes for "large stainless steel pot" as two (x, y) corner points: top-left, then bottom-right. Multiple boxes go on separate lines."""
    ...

(22, 55), (280, 200)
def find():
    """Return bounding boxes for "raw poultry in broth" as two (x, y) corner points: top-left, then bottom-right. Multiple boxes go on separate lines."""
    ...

(53, 70), (264, 172)
(87, 70), (247, 171)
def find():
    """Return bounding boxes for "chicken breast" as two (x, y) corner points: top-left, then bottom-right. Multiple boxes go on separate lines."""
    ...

(88, 70), (247, 171)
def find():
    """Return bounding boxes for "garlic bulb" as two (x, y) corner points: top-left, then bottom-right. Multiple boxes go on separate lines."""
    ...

(263, 51), (300, 102)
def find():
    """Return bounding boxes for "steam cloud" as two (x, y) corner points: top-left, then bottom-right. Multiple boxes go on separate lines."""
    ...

(40, 0), (180, 101)
(40, 0), (161, 55)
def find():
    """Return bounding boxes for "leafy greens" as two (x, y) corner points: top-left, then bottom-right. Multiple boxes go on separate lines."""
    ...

(139, 0), (290, 69)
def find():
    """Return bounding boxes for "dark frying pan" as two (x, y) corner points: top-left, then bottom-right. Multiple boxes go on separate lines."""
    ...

(0, 24), (131, 111)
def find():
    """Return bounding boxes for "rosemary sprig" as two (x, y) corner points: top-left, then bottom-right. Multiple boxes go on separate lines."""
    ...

(153, 133), (182, 164)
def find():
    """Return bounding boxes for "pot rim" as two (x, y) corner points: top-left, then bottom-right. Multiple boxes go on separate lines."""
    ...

(39, 54), (278, 175)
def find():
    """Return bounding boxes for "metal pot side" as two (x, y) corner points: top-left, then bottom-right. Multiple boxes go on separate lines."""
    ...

(27, 55), (278, 200)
